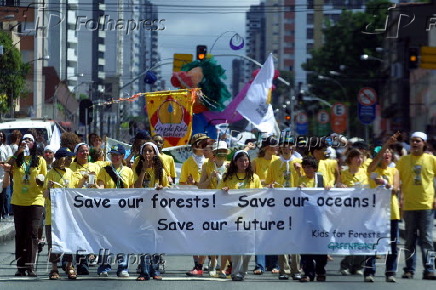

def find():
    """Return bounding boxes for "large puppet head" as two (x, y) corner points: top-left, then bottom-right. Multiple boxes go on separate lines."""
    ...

(170, 57), (232, 113)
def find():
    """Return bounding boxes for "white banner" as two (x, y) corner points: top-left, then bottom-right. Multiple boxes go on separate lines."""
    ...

(51, 187), (391, 255)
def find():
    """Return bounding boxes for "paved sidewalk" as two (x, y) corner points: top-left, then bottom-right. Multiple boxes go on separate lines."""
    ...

(0, 216), (14, 243)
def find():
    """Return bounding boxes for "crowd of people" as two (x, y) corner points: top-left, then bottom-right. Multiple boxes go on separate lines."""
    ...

(0, 128), (435, 283)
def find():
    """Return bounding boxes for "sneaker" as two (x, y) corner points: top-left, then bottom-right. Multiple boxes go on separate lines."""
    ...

(364, 275), (375, 282)
(340, 269), (350, 276)
(292, 273), (302, 280)
(354, 269), (364, 276)
(218, 272), (228, 279)
(278, 274), (289, 280)
(386, 276), (396, 282)
(423, 272), (436, 280)
(402, 272), (414, 279)
(232, 274), (244, 281)
(186, 269), (203, 277)
(208, 270), (216, 277)
(99, 271), (108, 277)
(117, 270), (129, 278)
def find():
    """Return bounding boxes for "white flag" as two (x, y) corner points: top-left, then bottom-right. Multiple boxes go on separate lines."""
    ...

(237, 54), (279, 135)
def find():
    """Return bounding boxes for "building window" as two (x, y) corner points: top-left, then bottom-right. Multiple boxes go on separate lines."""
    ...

(307, 28), (313, 39)
(307, 14), (314, 25)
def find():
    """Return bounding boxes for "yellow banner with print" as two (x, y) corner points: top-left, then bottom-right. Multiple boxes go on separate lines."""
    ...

(146, 89), (197, 147)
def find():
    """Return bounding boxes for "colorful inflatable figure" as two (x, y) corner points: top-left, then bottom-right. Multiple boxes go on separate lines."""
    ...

(170, 57), (232, 113)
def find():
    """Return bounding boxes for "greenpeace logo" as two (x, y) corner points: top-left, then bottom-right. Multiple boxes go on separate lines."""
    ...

(328, 242), (376, 250)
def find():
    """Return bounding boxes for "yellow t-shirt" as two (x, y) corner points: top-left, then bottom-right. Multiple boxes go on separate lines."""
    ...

(298, 175), (317, 188)
(43, 168), (76, 225)
(179, 155), (207, 184)
(95, 160), (111, 169)
(218, 172), (262, 189)
(368, 167), (400, 220)
(11, 156), (47, 206)
(201, 160), (228, 189)
(361, 157), (373, 170)
(161, 153), (176, 179)
(69, 161), (101, 188)
(266, 157), (302, 187)
(253, 155), (280, 182)
(397, 153), (436, 210)
(133, 167), (169, 188)
(97, 165), (134, 188)
(340, 168), (369, 187)
(317, 159), (338, 187)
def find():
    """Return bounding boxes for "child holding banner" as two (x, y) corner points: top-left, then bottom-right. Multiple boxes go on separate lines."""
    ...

(69, 143), (101, 275)
(180, 134), (210, 186)
(134, 141), (167, 281)
(43, 147), (78, 280)
(96, 144), (134, 278)
(219, 150), (262, 281)
(152, 134), (176, 185)
(364, 132), (400, 283)
(133, 142), (168, 189)
(251, 136), (280, 275)
(196, 141), (231, 278)
(266, 138), (303, 280)
(337, 149), (369, 277)
(298, 156), (328, 282)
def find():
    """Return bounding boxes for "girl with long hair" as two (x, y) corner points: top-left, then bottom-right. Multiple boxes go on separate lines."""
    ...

(8, 133), (47, 276)
(219, 150), (261, 281)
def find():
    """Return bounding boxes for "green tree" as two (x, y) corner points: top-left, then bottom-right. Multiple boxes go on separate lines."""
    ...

(303, 0), (392, 135)
(0, 31), (29, 116)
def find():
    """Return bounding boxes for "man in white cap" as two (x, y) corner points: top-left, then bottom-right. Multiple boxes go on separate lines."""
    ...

(43, 145), (56, 170)
(396, 131), (436, 280)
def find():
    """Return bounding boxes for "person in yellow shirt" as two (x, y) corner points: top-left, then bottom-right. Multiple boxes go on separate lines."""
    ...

(133, 142), (169, 189)
(43, 147), (78, 280)
(97, 145), (134, 189)
(70, 143), (101, 188)
(179, 134), (209, 185)
(364, 132), (400, 283)
(266, 138), (303, 280)
(251, 136), (279, 275)
(8, 133), (47, 277)
(338, 149), (369, 188)
(219, 150), (261, 281)
(134, 142), (166, 281)
(397, 132), (436, 280)
(338, 149), (369, 276)
(68, 142), (101, 275)
(298, 156), (328, 283)
(352, 141), (373, 170)
(152, 134), (176, 185)
(194, 141), (231, 278)
(95, 144), (134, 278)
(310, 142), (340, 187)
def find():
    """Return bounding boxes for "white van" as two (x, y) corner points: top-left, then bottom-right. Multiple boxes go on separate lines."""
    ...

(0, 118), (56, 143)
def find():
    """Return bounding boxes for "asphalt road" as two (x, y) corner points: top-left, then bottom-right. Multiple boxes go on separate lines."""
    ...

(1, 235), (436, 290)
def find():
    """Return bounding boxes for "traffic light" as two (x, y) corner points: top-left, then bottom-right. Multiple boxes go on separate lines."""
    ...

(196, 45), (207, 61)
(284, 115), (291, 127)
(409, 47), (419, 69)
(79, 99), (93, 125)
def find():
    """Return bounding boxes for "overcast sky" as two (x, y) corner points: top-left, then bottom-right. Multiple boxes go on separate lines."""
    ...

(152, 0), (261, 92)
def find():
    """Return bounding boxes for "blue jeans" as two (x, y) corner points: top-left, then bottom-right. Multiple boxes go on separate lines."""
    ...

(255, 255), (278, 271)
(139, 254), (161, 278)
(403, 210), (435, 274)
(364, 219), (399, 276)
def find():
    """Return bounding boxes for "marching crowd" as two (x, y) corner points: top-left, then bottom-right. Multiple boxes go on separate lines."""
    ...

(0, 128), (436, 283)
